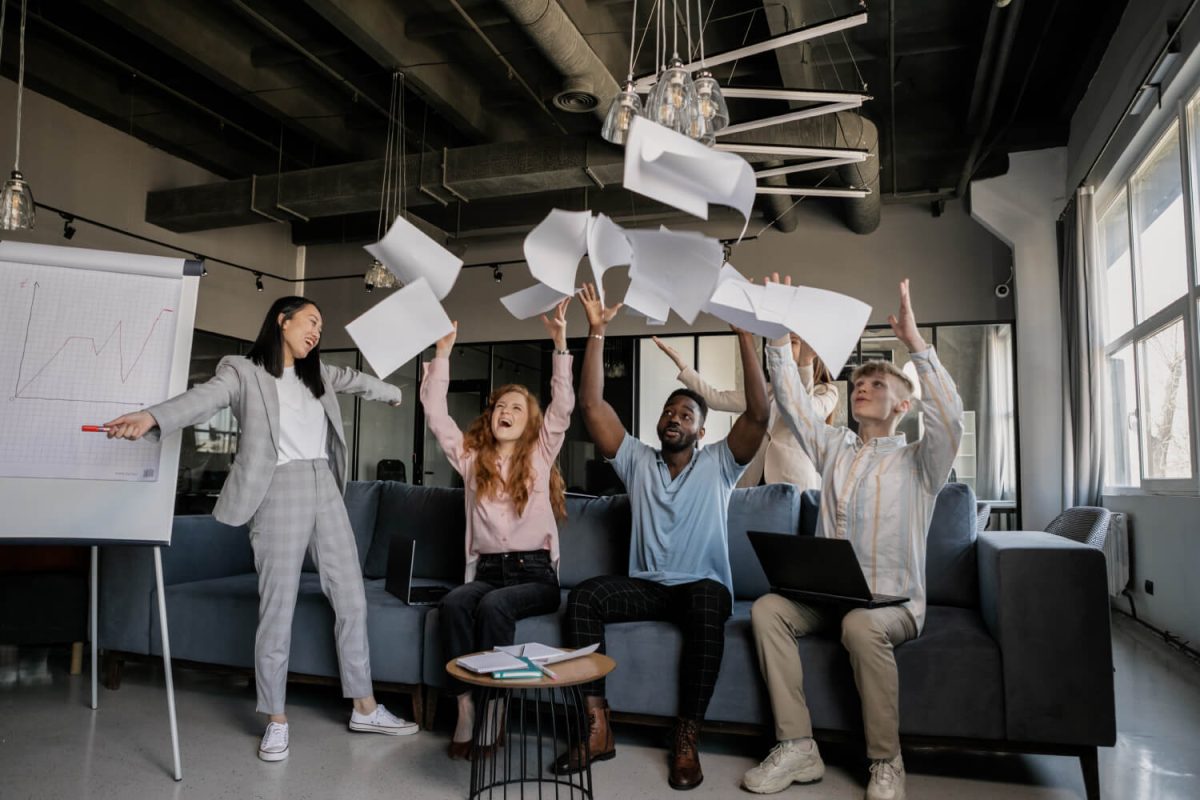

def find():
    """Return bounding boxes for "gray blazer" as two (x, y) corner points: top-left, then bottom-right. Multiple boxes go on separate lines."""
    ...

(147, 355), (402, 527)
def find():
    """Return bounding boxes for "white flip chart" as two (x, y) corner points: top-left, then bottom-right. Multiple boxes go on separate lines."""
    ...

(345, 278), (454, 379)
(365, 215), (463, 300)
(524, 209), (590, 296)
(624, 117), (756, 224)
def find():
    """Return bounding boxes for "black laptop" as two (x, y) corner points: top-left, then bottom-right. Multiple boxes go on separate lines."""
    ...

(747, 531), (909, 608)
(385, 536), (451, 606)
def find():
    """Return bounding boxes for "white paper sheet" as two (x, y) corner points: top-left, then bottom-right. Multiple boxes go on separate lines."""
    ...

(703, 265), (792, 339)
(623, 278), (671, 323)
(364, 215), (463, 300)
(524, 209), (590, 296)
(495, 642), (601, 664)
(747, 283), (872, 377)
(500, 283), (570, 320)
(585, 213), (631, 304)
(625, 228), (723, 324)
(623, 117), (756, 223)
(344, 278), (454, 379)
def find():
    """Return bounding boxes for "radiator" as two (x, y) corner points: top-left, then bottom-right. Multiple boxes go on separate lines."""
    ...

(1103, 511), (1131, 597)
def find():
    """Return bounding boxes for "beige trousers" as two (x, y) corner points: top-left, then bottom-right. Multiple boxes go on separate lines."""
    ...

(751, 593), (917, 760)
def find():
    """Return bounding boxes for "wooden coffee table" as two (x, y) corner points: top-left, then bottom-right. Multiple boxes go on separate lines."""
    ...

(446, 652), (616, 799)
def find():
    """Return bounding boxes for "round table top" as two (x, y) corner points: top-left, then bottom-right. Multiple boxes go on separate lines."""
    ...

(446, 652), (616, 689)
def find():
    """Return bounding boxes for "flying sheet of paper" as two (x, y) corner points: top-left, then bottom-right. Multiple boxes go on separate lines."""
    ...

(625, 228), (723, 325)
(345, 278), (454, 379)
(623, 278), (671, 323)
(364, 215), (462, 300)
(623, 117), (755, 224)
(586, 213), (631, 303)
(524, 209), (590, 296)
(748, 282), (872, 377)
(703, 265), (792, 340)
(500, 282), (570, 320)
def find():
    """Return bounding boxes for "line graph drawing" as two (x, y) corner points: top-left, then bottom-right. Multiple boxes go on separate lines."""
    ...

(12, 282), (175, 404)
(0, 258), (182, 481)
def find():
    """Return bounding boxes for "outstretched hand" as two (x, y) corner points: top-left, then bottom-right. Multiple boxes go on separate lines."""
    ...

(540, 296), (572, 351)
(652, 336), (686, 370)
(103, 410), (157, 441)
(435, 321), (458, 359)
(578, 283), (622, 331)
(888, 279), (927, 352)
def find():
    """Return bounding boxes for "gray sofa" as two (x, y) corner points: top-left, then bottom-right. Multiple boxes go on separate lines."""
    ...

(100, 480), (1115, 798)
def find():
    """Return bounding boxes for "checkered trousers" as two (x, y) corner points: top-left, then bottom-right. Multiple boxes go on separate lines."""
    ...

(564, 576), (732, 721)
(249, 459), (372, 715)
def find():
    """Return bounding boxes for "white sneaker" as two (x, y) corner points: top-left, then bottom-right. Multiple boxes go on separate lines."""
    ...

(348, 704), (419, 736)
(866, 755), (906, 800)
(258, 721), (289, 762)
(742, 738), (825, 794)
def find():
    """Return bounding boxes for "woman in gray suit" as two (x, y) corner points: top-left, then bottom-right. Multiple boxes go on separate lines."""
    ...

(105, 296), (415, 762)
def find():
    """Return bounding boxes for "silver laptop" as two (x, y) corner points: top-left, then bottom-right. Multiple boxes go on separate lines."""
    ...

(747, 531), (908, 608)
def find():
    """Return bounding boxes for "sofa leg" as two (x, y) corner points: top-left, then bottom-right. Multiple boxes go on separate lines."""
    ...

(1079, 747), (1100, 800)
(423, 687), (439, 731)
(102, 652), (123, 690)
(411, 688), (424, 730)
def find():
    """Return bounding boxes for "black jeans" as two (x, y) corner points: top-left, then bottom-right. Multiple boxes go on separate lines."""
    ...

(440, 550), (561, 696)
(564, 575), (733, 721)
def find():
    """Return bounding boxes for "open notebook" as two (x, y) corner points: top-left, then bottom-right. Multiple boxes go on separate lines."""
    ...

(456, 643), (600, 674)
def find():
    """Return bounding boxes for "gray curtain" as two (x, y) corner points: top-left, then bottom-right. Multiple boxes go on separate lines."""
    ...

(1057, 187), (1105, 507)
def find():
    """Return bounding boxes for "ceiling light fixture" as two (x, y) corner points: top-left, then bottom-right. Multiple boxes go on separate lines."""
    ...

(0, 0), (36, 231)
(493, 266), (503, 283)
(61, 214), (77, 240)
(366, 71), (405, 291)
(255, 272), (264, 292)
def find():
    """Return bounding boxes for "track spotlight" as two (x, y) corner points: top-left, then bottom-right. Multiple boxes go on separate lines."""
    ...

(61, 214), (76, 240)
(493, 266), (503, 283)
(255, 272), (264, 292)
(365, 282), (375, 293)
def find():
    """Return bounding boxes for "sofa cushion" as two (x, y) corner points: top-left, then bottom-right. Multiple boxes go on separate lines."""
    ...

(150, 574), (429, 685)
(799, 489), (821, 536)
(925, 483), (979, 607)
(558, 494), (631, 590)
(365, 483), (466, 580)
(728, 484), (803, 600)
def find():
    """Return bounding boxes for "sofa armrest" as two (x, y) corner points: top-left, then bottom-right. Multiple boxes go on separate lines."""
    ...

(99, 515), (253, 654)
(977, 530), (1115, 747)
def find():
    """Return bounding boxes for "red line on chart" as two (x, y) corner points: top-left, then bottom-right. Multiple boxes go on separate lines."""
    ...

(13, 282), (175, 401)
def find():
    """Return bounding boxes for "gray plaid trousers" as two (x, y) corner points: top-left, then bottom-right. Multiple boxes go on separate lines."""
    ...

(249, 459), (372, 714)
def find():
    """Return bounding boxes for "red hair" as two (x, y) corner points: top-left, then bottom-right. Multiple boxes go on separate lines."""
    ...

(462, 384), (567, 520)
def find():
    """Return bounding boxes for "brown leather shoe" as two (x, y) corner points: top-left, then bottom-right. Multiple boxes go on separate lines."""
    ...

(447, 718), (505, 761)
(668, 717), (703, 790)
(552, 697), (616, 774)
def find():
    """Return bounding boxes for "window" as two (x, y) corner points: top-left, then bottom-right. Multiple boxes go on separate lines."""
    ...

(1098, 97), (1200, 490)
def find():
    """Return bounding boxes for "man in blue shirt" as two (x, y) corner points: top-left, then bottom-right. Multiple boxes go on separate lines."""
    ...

(554, 283), (769, 790)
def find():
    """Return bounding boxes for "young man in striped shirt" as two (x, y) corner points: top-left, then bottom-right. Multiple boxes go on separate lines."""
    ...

(743, 279), (964, 800)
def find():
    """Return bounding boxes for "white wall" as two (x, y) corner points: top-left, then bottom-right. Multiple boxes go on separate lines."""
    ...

(971, 149), (1068, 531)
(0, 79), (299, 341)
(307, 199), (1014, 349)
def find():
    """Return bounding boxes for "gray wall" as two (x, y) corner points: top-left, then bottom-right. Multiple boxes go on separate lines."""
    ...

(0, 79), (299, 342)
(307, 199), (1013, 350)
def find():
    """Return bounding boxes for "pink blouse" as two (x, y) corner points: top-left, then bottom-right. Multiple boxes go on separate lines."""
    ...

(419, 353), (574, 581)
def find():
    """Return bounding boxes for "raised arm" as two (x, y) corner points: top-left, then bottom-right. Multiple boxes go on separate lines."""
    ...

(577, 283), (626, 459)
(724, 329), (770, 465)
(890, 279), (964, 494)
(654, 336), (750, 413)
(795, 337), (840, 421)
(324, 363), (403, 406)
(538, 297), (576, 459)
(418, 322), (467, 475)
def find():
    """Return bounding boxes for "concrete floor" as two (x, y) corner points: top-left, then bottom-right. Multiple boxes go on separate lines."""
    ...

(1, 613), (1197, 800)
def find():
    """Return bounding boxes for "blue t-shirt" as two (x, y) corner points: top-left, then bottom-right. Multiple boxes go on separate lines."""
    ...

(610, 433), (746, 595)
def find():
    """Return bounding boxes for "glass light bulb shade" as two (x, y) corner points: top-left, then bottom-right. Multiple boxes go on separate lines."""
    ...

(649, 59), (698, 133)
(365, 259), (398, 289)
(601, 85), (644, 145)
(0, 171), (36, 231)
(693, 74), (730, 133)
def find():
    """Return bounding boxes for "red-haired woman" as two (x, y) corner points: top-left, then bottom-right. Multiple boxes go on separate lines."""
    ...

(420, 297), (574, 759)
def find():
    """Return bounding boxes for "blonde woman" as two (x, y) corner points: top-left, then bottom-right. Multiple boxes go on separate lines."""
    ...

(653, 334), (839, 490)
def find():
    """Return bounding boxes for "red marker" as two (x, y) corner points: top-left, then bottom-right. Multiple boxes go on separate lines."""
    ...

(81, 425), (112, 433)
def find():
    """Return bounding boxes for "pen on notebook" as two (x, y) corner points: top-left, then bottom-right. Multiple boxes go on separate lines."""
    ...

(80, 425), (112, 433)
(537, 663), (559, 680)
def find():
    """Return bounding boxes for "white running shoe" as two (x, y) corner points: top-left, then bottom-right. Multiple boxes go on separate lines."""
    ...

(348, 704), (419, 736)
(258, 721), (289, 762)
(742, 738), (825, 794)
(866, 755), (906, 800)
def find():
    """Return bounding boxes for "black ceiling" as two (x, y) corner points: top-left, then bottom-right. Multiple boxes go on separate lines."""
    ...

(0, 0), (1131, 239)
